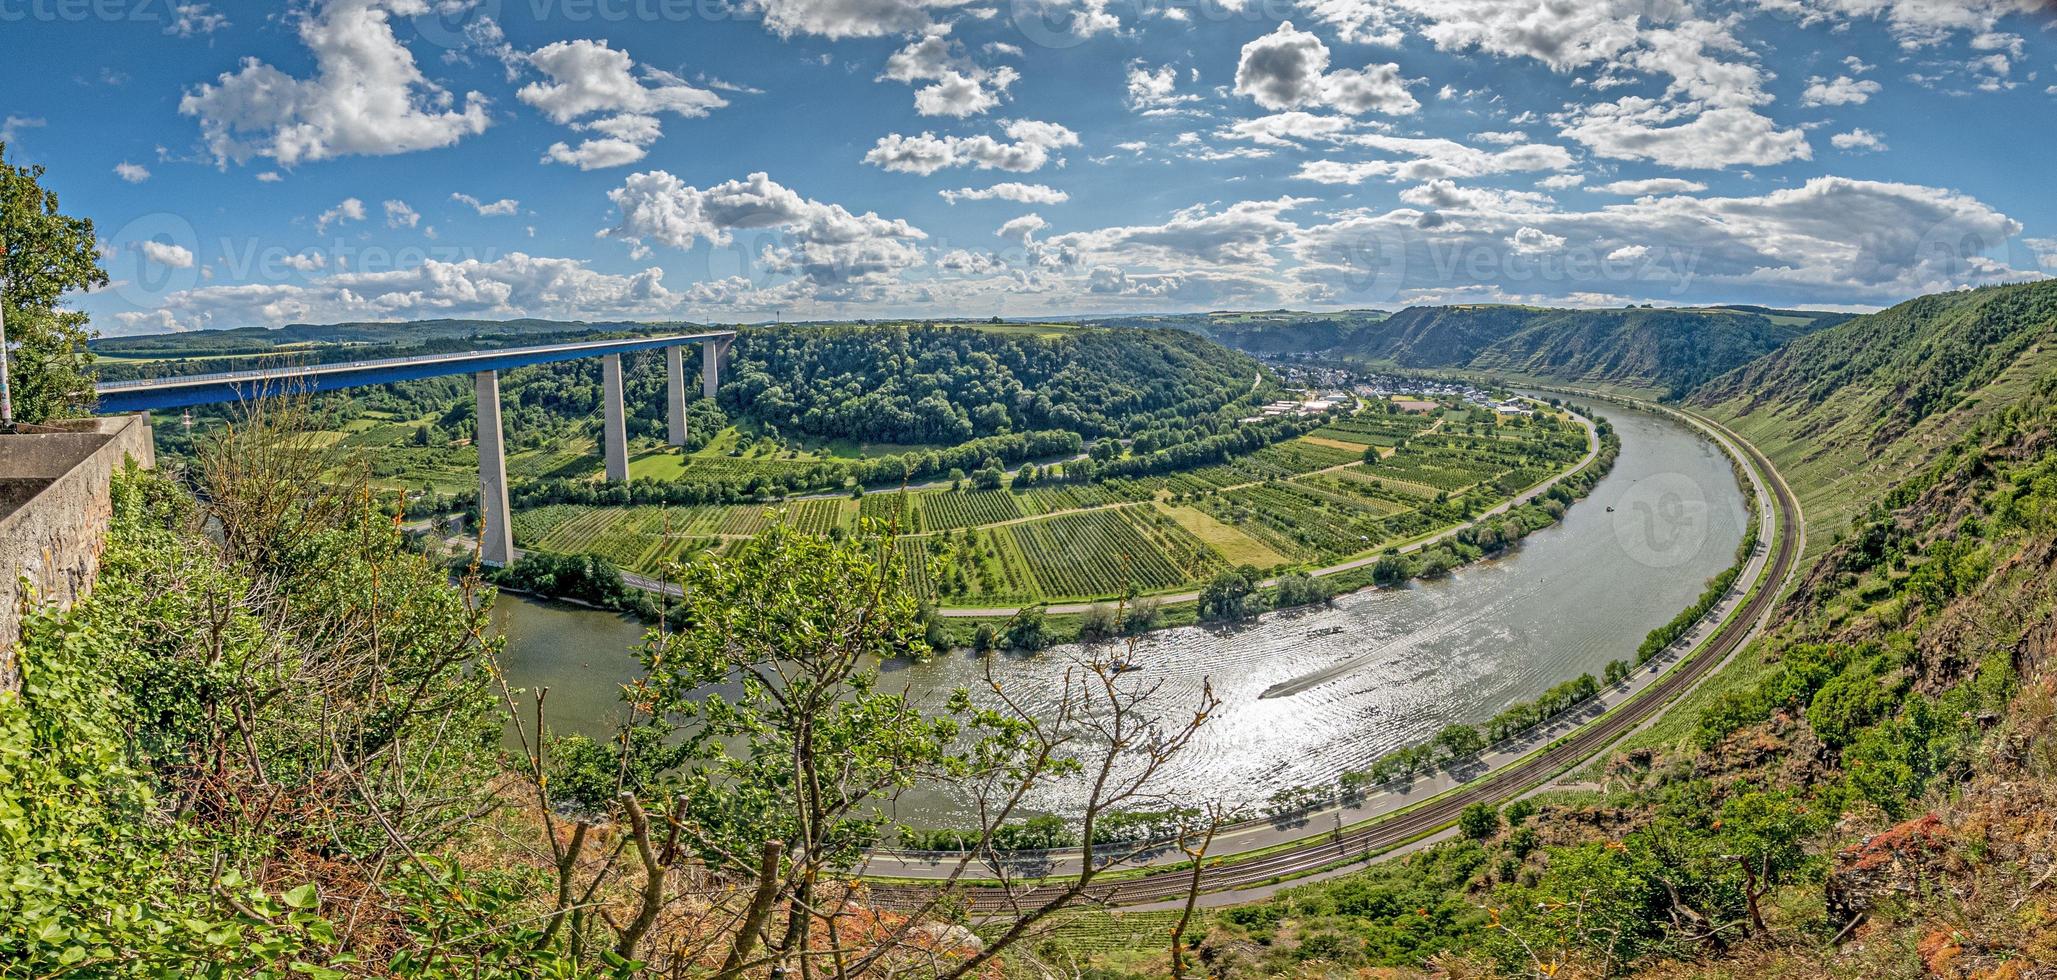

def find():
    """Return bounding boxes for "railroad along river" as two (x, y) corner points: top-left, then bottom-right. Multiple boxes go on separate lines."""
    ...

(493, 398), (1747, 824)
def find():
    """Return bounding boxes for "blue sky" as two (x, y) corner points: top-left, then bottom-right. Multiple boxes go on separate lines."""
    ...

(3, 0), (2054, 334)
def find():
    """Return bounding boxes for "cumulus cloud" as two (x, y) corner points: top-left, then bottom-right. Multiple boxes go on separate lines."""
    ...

(1293, 134), (1575, 184)
(1558, 98), (1811, 169)
(1589, 177), (1709, 196)
(1831, 127), (1888, 151)
(139, 240), (197, 269)
(1126, 62), (1201, 114)
(1289, 175), (2036, 307)
(383, 199), (420, 229)
(603, 170), (927, 298)
(1802, 74), (1882, 106)
(879, 35), (1019, 118)
(114, 162), (152, 183)
(315, 197), (367, 234)
(451, 192), (520, 216)
(864, 119), (1081, 175)
(520, 39), (727, 169)
(996, 213), (1049, 241)
(745, 0), (964, 39)
(1235, 22), (1422, 115)
(180, 0), (491, 168)
(940, 182), (1070, 205)
(1040, 196), (1310, 269)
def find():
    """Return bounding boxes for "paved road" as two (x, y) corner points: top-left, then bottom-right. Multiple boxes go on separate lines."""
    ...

(934, 403), (1601, 618)
(862, 404), (1802, 910)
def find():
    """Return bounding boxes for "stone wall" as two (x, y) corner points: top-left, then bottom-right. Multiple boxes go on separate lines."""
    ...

(0, 414), (154, 691)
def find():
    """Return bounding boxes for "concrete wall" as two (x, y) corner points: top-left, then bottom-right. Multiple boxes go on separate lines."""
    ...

(0, 414), (154, 691)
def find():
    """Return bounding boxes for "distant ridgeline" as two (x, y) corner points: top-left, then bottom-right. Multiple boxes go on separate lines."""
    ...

(1096, 304), (1850, 397)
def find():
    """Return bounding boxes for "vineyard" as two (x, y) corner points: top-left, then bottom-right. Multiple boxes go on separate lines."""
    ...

(919, 490), (1024, 530)
(1005, 506), (1203, 598)
(497, 403), (1589, 606)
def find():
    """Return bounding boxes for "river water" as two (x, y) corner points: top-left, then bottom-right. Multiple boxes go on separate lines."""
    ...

(493, 399), (1746, 824)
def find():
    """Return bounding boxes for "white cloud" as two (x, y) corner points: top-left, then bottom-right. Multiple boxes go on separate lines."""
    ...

(1752, 0), (2039, 50)
(603, 170), (927, 298)
(1289, 174), (2035, 307)
(745, 0), (963, 39)
(1589, 177), (1709, 196)
(1559, 98), (1811, 169)
(1507, 226), (1566, 254)
(165, 2), (229, 37)
(996, 213), (1048, 241)
(1831, 127), (1887, 151)
(543, 137), (651, 170)
(1294, 134), (1575, 184)
(138, 240), (197, 269)
(113, 162), (152, 183)
(1537, 173), (1587, 190)
(0, 115), (44, 144)
(115, 252), (678, 333)
(879, 35), (1019, 118)
(1041, 196), (1311, 269)
(520, 39), (727, 168)
(315, 197), (367, 233)
(940, 182), (1070, 205)
(1235, 22), (1422, 116)
(180, 0), (491, 168)
(451, 192), (520, 216)
(1801, 75), (1882, 106)
(864, 119), (1081, 175)
(383, 199), (420, 228)
(1126, 62), (1201, 114)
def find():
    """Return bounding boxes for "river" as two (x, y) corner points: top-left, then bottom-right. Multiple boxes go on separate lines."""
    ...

(492, 398), (1747, 824)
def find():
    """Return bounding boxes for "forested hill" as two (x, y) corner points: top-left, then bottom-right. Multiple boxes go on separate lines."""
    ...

(1690, 278), (2057, 541)
(1362, 304), (1843, 395)
(1100, 305), (1845, 396)
(1086, 309), (1392, 355)
(722, 324), (1264, 445)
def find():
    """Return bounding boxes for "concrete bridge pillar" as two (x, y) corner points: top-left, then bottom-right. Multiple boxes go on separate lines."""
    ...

(702, 337), (730, 399)
(664, 345), (689, 447)
(474, 370), (514, 566)
(602, 353), (629, 482)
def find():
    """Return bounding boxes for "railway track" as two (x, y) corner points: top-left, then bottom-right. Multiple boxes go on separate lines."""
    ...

(868, 410), (1802, 911)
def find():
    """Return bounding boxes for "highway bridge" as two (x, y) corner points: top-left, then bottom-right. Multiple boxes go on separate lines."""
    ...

(94, 331), (737, 565)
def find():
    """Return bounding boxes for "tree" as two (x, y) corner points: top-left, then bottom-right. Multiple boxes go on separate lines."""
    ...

(3, 143), (107, 423)
(1459, 801), (1501, 840)
(1199, 565), (1266, 621)
(1433, 722), (1487, 761)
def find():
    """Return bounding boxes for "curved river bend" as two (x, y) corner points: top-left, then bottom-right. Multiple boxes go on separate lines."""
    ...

(495, 399), (1746, 824)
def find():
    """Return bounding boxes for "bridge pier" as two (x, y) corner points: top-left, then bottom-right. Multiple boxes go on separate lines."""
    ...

(665, 345), (689, 447)
(702, 337), (730, 399)
(474, 370), (514, 566)
(602, 353), (629, 482)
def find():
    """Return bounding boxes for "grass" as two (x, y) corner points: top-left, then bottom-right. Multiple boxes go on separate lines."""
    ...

(1156, 502), (1290, 568)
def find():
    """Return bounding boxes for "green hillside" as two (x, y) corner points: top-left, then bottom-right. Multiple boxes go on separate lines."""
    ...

(1692, 279), (2057, 550)
(1103, 305), (1845, 396)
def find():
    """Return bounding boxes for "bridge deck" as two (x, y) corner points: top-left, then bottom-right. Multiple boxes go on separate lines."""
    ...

(94, 332), (736, 413)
